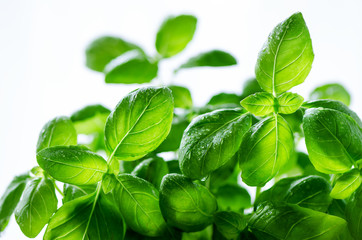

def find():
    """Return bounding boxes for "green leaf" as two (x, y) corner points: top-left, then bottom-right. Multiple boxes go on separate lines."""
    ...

(328, 199), (346, 219)
(346, 186), (362, 238)
(131, 156), (168, 189)
(214, 211), (247, 240)
(70, 104), (110, 134)
(15, 177), (57, 238)
(255, 12), (314, 95)
(207, 93), (241, 107)
(168, 85), (193, 109)
(249, 202), (351, 240)
(331, 168), (362, 199)
(303, 99), (362, 127)
(36, 116), (77, 153)
(102, 173), (118, 194)
(177, 50), (237, 71)
(210, 154), (239, 189)
(240, 78), (262, 99)
(167, 160), (182, 175)
(159, 174), (217, 232)
(179, 109), (252, 179)
(239, 114), (294, 186)
(296, 152), (329, 179)
(303, 108), (362, 174)
(214, 184), (251, 212)
(276, 92), (304, 114)
(105, 86), (174, 161)
(310, 83), (351, 106)
(85, 35), (142, 72)
(0, 174), (30, 232)
(104, 50), (158, 84)
(240, 92), (275, 116)
(63, 184), (96, 203)
(114, 174), (167, 237)
(37, 146), (107, 185)
(280, 110), (304, 135)
(156, 15), (197, 58)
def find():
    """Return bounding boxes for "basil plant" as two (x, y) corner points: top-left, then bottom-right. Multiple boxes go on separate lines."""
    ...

(1, 12), (362, 240)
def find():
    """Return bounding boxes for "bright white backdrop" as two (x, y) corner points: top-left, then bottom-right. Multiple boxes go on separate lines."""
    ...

(0, 0), (361, 239)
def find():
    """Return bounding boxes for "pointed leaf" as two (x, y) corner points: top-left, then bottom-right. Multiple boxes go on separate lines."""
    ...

(331, 168), (362, 199)
(177, 50), (237, 70)
(168, 85), (193, 109)
(276, 92), (304, 114)
(70, 104), (110, 134)
(310, 83), (351, 106)
(240, 92), (275, 116)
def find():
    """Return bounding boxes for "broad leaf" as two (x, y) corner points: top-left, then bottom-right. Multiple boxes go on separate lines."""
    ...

(104, 50), (158, 84)
(210, 154), (239, 189)
(331, 168), (362, 199)
(276, 92), (304, 114)
(102, 173), (118, 194)
(37, 146), (107, 185)
(255, 12), (314, 95)
(168, 85), (193, 109)
(159, 174), (217, 232)
(239, 114), (294, 186)
(346, 185), (362, 238)
(105, 86), (173, 161)
(214, 211), (247, 240)
(177, 50), (237, 71)
(179, 109), (252, 179)
(70, 104), (110, 134)
(63, 184), (96, 203)
(310, 83), (351, 106)
(0, 174), (30, 232)
(280, 110), (304, 135)
(249, 202), (351, 240)
(85, 35), (142, 72)
(303, 108), (362, 174)
(328, 199), (346, 219)
(156, 15), (197, 58)
(207, 93), (241, 107)
(240, 92), (275, 116)
(214, 184), (251, 212)
(36, 116), (77, 153)
(15, 177), (57, 238)
(114, 174), (167, 237)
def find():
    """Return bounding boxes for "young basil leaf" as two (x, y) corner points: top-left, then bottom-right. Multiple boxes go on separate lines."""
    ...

(159, 174), (217, 232)
(310, 83), (351, 106)
(70, 104), (110, 134)
(36, 116), (77, 153)
(85, 35), (143, 72)
(0, 174), (30, 232)
(328, 199), (346, 219)
(63, 184), (97, 203)
(214, 211), (247, 240)
(255, 12), (314, 95)
(15, 177), (57, 238)
(156, 15), (197, 58)
(104, 86), (174, 161)
(239, 114), (294, 186)
(114, 174), (167, 237)
(104, 50), (158, 84)
(240, 78), (262, 99)
(102, 173), (118, 194)
(276, 92), (304, 114)
(303, 99), (362, 127)
(179, 109), (252, 179)
(176, 50), (237, 71)
(330, 168), (362, 199)
(249, 202), (351, 240)
(207, 93), (241, 107)
(303, 108), (362, 174)
(240, 92), (275, 116)
(168, 85), (193, 109)
(131, 156), (169, 189)
(37, 146), (107, 185)
(214, 184), (251, 212)
(346, 186), (362, 238)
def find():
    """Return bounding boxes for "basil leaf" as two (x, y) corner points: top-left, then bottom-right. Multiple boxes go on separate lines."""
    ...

(37, 146), (107, 185)
(207, 93), (241, 107)
(156, 15), (197, 58)
(255, 12), (314, 95)
(167, 160), (182, 175)
(70, 104), (110, 134)
(179, 109), (252, 179)
(240, 78), (262, 99)
(0, 174), (30, 232)
(36, 116), (77, 153)
(310, 83), (351, 106)
(102, 173), (118, 194)
(85, 35), (142, 72)
(214, 211), (247, 240)
(105, 86), (174, 161)
(159, 174), (217, 232)
(210, 154), (239, 189)
(331, 168), (362, 199)
(239, 114), (294, 186)
(346, 186), (362, 238)
(280, 110), (304, 136)
(296, 152), (329, 179)
(328, 199), (346, 219)
(63, 184), (96, 203)
(249, 202), (351, 240)
(15, 177), (57, 238)
(182, 226), (212, 240)
(114, 174), (167, 237)
(104, 50), (158, 84)
(168, 85), (193, 109)
(177, 50), (237, 71)
(240, 92), (275, 116)
(276, 92), (304, 114)
(214, 184), (251, 212)
(303, 99), (362, 127)
(303, 108), (362, 174)
(131, 156), (168, 189)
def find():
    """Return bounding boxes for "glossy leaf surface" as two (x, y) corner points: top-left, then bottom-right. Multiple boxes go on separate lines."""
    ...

(240, 92), (275, 116)
(346, 186), (362, 239)
(70, 104), (110, 134)
(276, 92), (304, 114)
(330, 168), (362, 199)
(310, 83), (351, 106)
(207, 93), (241, 107)
(177, 50), (237, 70)
(214, 184), (251, 212)
(214, 211), (247, 240)
(63, 184), (96, 203)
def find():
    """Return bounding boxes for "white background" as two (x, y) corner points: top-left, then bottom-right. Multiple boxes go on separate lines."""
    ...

(1, 0), (361, 239)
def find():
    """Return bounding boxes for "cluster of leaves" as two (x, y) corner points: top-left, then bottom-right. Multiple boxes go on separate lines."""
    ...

(1, 12), (362, 240)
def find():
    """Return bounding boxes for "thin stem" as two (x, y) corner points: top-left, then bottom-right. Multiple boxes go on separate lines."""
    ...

(205, 175), (211, 189)
(255, 186), (261, 201)
(54, 182), (64, 197)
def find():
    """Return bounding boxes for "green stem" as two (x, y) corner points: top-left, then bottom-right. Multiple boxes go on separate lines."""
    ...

(54, 182), (64, 197)
(255, 186), (261, 201)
